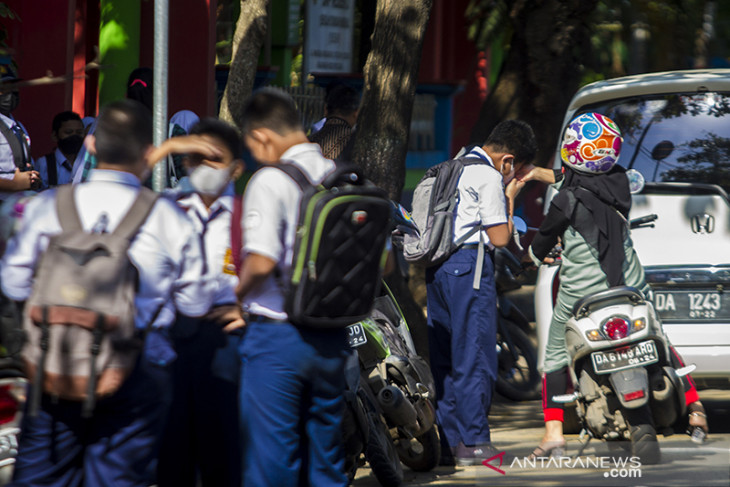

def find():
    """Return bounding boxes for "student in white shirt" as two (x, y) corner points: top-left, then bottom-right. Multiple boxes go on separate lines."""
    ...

(0, 99), (217, 487)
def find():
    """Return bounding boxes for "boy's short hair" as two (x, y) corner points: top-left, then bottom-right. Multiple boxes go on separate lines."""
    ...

(52, 111), (82, 134)
(325, 84), (359, 116)
(94, 99), (153, 165)
(484, 120), (537, 165)
(240, 88), (303, 137)
(189, 117), (243, 159)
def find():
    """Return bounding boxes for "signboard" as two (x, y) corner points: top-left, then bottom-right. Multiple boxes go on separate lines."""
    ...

(304, 0), (355, 74)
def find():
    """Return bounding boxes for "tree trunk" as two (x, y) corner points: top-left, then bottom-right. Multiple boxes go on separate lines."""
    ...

(352, 0), (433, 361)
(352, 0), (433, 202)
(470, 0), (599, 167)
(218, 0), (270, 128)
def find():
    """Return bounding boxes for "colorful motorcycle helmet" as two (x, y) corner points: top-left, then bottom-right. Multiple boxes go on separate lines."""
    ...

(560, 112), (622, 174)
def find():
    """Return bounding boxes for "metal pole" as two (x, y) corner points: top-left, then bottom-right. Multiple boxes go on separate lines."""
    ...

(152, 0), (169, 192)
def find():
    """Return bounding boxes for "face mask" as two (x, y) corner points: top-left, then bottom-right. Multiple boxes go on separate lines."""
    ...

(188, 164), (232, 197)
(0, 92), (19, 115)
(501, 163), (515, 184)
(58, 135), (84, 155)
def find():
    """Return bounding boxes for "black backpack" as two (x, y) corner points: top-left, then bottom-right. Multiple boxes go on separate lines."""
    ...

(273, 162), (391, 328)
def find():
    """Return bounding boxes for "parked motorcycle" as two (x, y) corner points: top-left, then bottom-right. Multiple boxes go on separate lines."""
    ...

(494, 245), (541, 401)
(342, 283), (440, 486)
(0, 296), (28, 485)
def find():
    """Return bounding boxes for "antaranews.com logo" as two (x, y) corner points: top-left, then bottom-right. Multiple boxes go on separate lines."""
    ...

(482, 451), (643, 479)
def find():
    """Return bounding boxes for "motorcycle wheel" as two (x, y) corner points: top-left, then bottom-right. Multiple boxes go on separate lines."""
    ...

(396, 425), (441, 472)
(366, 409), (404, 487)
(495, 322), (541, 401)
(624, 405), (661, 465)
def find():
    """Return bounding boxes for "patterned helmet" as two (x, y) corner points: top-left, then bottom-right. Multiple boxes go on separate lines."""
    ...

(560, 112), (622, 174)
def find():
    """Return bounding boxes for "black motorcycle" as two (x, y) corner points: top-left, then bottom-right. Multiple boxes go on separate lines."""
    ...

(493, 220), (541, 402)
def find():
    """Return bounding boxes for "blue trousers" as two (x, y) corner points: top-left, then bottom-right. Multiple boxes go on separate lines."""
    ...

(239, 320), (349, 487)
(10, 330), (174, 487)
(426, 247), (498, 447)
(157, 316), (241, 487)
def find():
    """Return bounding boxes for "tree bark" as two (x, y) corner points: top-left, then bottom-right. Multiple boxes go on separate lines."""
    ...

(352, 0), (433, 361)
(218, 0), (270, 128)
(470, 0), (599, 167)
(352, 0), (433, 202)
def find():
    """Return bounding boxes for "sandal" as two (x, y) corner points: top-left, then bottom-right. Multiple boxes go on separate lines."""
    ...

(528, 440), (568, 460)
(688, 403), (709, 434)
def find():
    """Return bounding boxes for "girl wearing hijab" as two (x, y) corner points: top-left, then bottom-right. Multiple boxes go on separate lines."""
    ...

(522, 113), (708, 459)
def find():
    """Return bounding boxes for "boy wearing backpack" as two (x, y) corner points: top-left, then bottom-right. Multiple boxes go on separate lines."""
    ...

(425, 120), (537, 466)
(157, 118), (245, 487)
(234, 89), (350, 487)
(0, 100), (217, 487)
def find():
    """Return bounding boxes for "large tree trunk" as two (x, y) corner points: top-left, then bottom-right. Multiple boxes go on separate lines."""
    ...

(218, 0), (270, 127)
(351, 0), (433, 202)
(470, 0), (599, 167)
(352, 0), (433, 361)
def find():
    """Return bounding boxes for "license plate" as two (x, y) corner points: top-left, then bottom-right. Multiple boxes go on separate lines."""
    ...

(652, 290), (730, 323)
(346, 323), (367, 348)
(591, 340), (659, 374)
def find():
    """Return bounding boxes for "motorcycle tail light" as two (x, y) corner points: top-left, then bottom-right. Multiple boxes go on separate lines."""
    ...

(633, 319), (646, 331)
(585, 330), (603, 341)
(603, 317), (629, 340)
(623, 390), (645, 402)
(0, 385), (19, 425)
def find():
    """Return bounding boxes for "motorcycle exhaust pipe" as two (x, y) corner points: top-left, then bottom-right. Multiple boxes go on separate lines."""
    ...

(378, 385), (419, 433)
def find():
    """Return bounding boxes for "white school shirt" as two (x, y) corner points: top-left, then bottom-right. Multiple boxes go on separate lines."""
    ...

(0, 169), (213, 329)
(453, 146), (509, 248)
(34, 148), (82, 190)
(173, 184), (239, 307)
(0, 113), (32, 200)
(242, 143), (335, 320)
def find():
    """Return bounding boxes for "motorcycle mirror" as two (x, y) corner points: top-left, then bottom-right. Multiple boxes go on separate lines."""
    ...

(626, 169), (645, 194)
(675, 364), (697, 377)
(513, 216), (528, 235)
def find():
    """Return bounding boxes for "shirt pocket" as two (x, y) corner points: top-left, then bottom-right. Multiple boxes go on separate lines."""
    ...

(441, 261), (472, 278)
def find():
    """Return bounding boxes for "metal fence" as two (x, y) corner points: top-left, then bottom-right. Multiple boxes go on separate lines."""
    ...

(275, 85), (437, 152)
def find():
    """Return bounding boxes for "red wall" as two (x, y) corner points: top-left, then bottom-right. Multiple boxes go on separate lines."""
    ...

(418, 0), (484, 154)
(4, 0), (79, 158)
(140, 0), (218, 120)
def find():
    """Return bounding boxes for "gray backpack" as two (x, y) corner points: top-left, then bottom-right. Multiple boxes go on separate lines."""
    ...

(23, 185), (158, 416)
(402, 157), (485, 267)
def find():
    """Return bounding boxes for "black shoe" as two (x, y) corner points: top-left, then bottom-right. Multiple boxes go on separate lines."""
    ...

(455, 442), (512, 466)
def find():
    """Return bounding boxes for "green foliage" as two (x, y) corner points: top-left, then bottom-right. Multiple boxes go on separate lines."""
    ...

(465, 0), (508, 51)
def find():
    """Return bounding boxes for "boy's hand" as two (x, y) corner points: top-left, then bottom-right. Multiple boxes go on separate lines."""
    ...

(221, 307), (247, 333)
(505, 177), (525, 200)
(517, 165), (556, 184)
(12, 168), (40, 191)
(146, 135), (224, 168)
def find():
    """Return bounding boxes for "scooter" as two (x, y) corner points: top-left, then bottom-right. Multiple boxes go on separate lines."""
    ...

(552, 284), (694, 464)
(342, 282), (440, 486)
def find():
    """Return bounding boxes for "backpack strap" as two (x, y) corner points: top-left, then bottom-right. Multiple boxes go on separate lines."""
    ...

(0, 119), (29, 170)
(55, 184), (85, 233)
(231, 193), (243, 275)
(272, 162), (312, 191)
(111, 188), (160, 241)
(46, 152), (58, 188)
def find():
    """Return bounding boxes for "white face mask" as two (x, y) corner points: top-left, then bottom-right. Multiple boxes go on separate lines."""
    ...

(188, 164), (232, 197)
(501, 163), (515, 184)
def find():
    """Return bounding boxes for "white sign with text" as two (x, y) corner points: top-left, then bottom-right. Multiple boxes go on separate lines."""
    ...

(304, 0), (355, 74)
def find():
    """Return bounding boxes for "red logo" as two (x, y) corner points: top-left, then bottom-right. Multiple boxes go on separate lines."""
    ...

(351, 210), (368, 225)
(482, 451), (507, 475)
